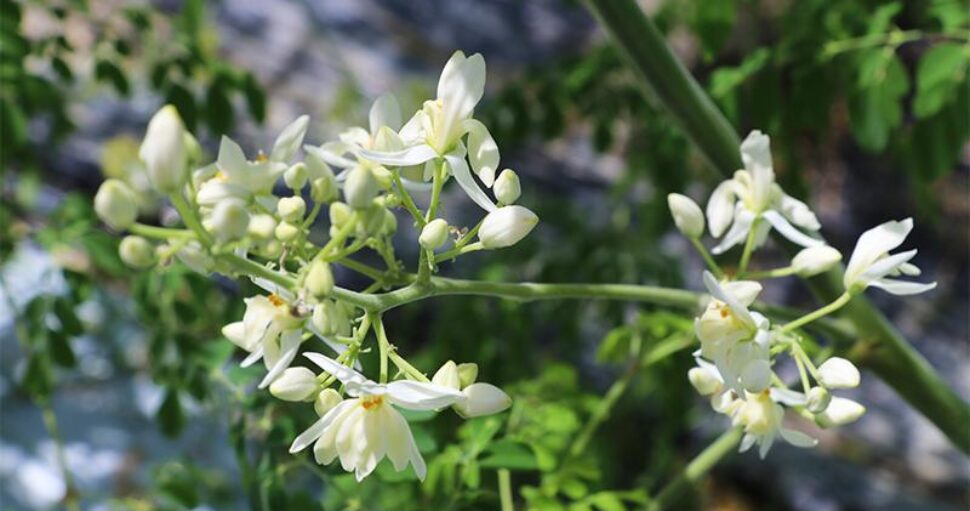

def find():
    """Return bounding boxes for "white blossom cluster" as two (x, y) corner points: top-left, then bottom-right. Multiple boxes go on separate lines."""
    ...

(94, 51), (534, 481)
(668, 130), (936, 457)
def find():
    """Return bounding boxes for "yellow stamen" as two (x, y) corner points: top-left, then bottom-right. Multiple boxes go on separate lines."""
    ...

(267, 294), (286, 307)
(360, 395), (383, 410)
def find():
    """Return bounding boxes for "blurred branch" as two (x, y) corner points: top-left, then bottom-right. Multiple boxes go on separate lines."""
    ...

(646, 428), (744, 511)
(584, 0), (969, 453)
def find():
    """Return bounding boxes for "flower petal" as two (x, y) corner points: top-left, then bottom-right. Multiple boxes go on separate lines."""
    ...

(711, 207), (753, 254)
(304, 352), (369, 388)
(369, 93), (402, 133)
(702, 271), (755, 328)
(270, 115), (309, 162)
(462, 119), (499, 187)
(240, 347), (264, 368)
(707, 180), (737, 238)
(859, 249), (917, 282)
(445, 153), (497, 212)
(762, 210), (823, 248)
(386, 380), (464, 410)
(258, 329), (302, 389)
(844, 218), (913, 282)
(290, 399), (354, 453)
(868, 278), (937, 296)
(359, 144), (438, 167)
(780, 428), (818, 448)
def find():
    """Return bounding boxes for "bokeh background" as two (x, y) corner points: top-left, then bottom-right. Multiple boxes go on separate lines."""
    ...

(1, 0), (968, 509)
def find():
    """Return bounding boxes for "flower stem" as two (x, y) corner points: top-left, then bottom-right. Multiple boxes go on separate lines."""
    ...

(744, 266), (797, 280)
(779, 292), (852, 333)
(129, 223), (196, 240)
(434, 241), (483, 263)
(393, 171), (426, 228)
(372, 314), (390, 383)
(689, 238), (722, 279)
(169, 192), (212, 246)
(737, 217), (761, 275)
(498, 469), (514, 511)
(647, 428), (743, 511)
(426, 159), (446, 222)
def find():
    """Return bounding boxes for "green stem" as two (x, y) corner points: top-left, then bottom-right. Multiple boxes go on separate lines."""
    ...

(585, 0), (970, 452)
(434, 241), (484, 263)
(647, 428), (743, 511)
(744, 266), (797, 280)
(689, 238), (722, 279)
(498, 469), (514, 511)
(129, 223), (196, 240)
(426, 159), (445, 222)
(570, 360), (639, 457)
(393, 171), (426, 227)
(737, 217), (761, 275)
(373, 314), (390, 384)
(169, 192), (212, 246)
(335, 258), (385, 281)
(780, 292), (852, 333)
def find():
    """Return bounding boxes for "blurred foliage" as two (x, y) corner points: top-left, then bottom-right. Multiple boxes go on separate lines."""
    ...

(1, 0), (968, 509)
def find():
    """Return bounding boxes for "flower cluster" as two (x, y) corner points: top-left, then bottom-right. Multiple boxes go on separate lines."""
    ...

(94, 51), (533, 481)
(669, 130), (936, 457)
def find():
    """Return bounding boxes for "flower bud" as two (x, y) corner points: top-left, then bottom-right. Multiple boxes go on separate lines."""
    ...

(275, 221), (300, 242)
(667, 193), (705, 239)
(806, 386), (831, 413)
(688, 367), (721, 395)
(358, 205), (387, 236)
(343, 165), (379, 209)
(284, 162), (308, 191)
(494, 169), (521, 204)
(329, 202), (352, 229)
(478, 205), (539, 249)
(183, 132), (202, 165)
(119, 235), (155, 269)
(305, 260), (334, 298)
(453, 383), (512, 418)
(381, 208), (398, 236)
(248, 214), (277, 240)
(740, 359), (772, 393)
(333, 301), (353, 337)
(817, 357), (860, 389)
(260, 240), (283, 259)
(792, 245), (842, 277)
(312, 300), (338, 336)
(269, 367), (318, 402)
(206, 199), (250, 241)
(277, 196), (307, 222)
(94, 179), (138, 230)
(420, 218), (450, 250)
(314, 388), (343, 416)
(176, 241), (213, 274)
(815, 396), (865, 428)
(311, 176), (337, 204)
(431, 361), (461, 390)
(139, 105), (187, 193)
(457, 363), (478, 388)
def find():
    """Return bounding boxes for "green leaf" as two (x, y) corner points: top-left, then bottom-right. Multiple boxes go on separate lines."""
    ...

(53, 297), (83, 336)
(849, 50), (909, 151)
(242, 72), (266, 123)
(165, 83), (197, 131)
(157, 389), (185, 438)
(692, 0), (735, 59)
(866, 2), (902, 36)
(479, 440), (540, 470)
(94, 59), (130, 96)
(913, 42), (968, 119)
(49, 330), (76, 368)
(587, 492), (626, 511)
(23, 353), (53, 400)
(205, 78), (234, 135)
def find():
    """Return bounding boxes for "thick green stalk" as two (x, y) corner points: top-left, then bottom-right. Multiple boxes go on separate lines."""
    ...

(584, 0), (968, 452)
(646, 428), (743, 511)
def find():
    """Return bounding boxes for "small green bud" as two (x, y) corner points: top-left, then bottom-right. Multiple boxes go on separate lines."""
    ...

(305, 260), (334, 298)
(260, 240), (283, 258)
(284, 162), (308, 191)
(381, 208), (397, 235)
(94, 179), (138, 230)
(275, 221), (300, 242)
(205, 199), (250, 241)
(277, 196), (307, 222)
(329, 201), (352, 228)
(343, 165), (379, 209)
(357, 205), (387, 236)
(431, 361), (461, 390)
(269, 367), (318, 401)
(493, 169), (521, 204)
(806, 386), (831, 414)
(314, 388), (343, 416)
(248, 214), (277, 240)
(312, 299), (338, 336)
(667, 193), (705, 239)
(119, 235), (155, 269)
(311, 176), (337, 203)
(140, 105), (188, 193)
(479, 205), (539, 249)
(419, 218), (450, 250)
(457, 363), (478, 388)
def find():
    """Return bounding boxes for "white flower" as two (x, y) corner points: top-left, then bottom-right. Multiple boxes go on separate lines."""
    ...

(843, 218), (937, 295)
(667, 193), (705, 239)
(494, 169), (521, 205)
(139, 105), (187, 193)
(791, 245), (842, 277)
(478, 205), (539, 248)
(203, 198), (250, 241)
(221, 293), (305, 389)
(706, 131), (823, 254)
(732, 391), (817, 458)
(453, 383), (512, 418)
(815, 396), (866, 427)
(816, 357), (860, 389)
(359, 51), (502, 212)
(289, 353), (465, 481)
(270, 367), (319, 401)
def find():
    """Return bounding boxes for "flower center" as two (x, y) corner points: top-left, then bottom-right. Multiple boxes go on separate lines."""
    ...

(360, 395), (384, 411)
(255, 151), (269, 163)
(268, 293), (286, 307)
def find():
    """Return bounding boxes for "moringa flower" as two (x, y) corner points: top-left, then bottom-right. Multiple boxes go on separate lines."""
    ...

(730, 390), (818, 458)
(221, 293), (305, 389)
(289, 353), (465, 481)
(843, 218), (937, 296)
(706, 131), (823, 254)
(139, 105), (188, 193)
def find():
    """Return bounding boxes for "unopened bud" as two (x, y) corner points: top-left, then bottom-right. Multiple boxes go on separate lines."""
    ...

(206, 199), (250, 241)
(119, 235), (155, 269)
(305, 260), (334, 298)
(358, 205), (387, 236)
(817, 357), (860, 389)
(806, 386), (831, 413)
(457, 363), (478, 388)
(815, 397), (865, 428)
(311, 176), (337, 203)
(792, 246), (842, 277)
(311, 300), (338, 336)
(667, 193), (705, 239)
(494, 169), (521, 204)
(343, 165), (379, 209)
(277, 196), (307, 222)
(329, 202), (352, 229)
(94, 179), (138, 230)
(248, 214), (277, 240)
(176, 241), (213, 274)
(420, 219), (450, 250)
(478, 205), (539, 249)
(432, 361), (461, 390)
(454, 383), (512, 418)
(688, 367), (721, 395)
(139, 105), (187, 193)
(314, 388), (343, 416)
(269, 367), (318, 401)
(283, 163), (308, 191)
(275, 221), (300, 242)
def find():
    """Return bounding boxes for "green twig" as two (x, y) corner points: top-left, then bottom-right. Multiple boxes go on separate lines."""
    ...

(646, 428), (743, 511)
